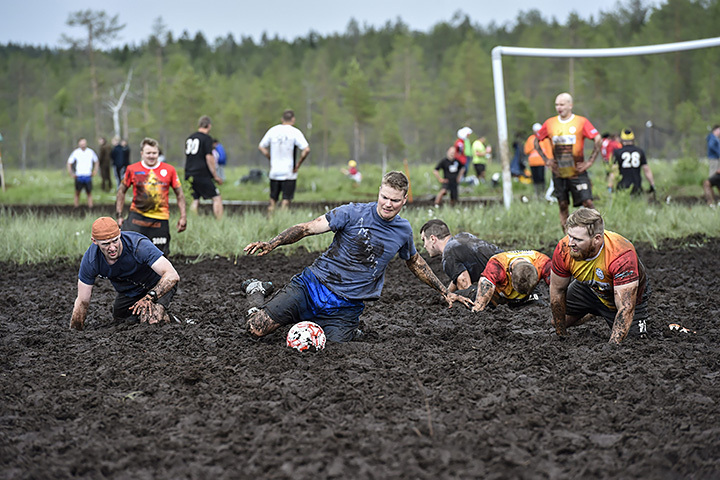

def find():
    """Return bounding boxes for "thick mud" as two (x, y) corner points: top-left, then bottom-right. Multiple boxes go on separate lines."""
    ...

(1, 236), (719, 479)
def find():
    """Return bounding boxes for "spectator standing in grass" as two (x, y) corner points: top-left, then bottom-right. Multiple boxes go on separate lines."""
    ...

(66, 137), (98, 208)
(433, 145), (465, 207)
(535, 92), (602, 231)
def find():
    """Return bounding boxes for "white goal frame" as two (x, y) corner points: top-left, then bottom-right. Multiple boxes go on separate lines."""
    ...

(491, 37), (720, 208)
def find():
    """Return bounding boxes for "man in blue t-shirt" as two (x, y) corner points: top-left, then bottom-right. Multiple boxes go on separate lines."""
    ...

(70, 217), (180, 330)
(243, 171), (474, 342)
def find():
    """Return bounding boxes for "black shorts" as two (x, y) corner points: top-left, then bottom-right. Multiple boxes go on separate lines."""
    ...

(122, 211), (171, 255)
(187, 175), (220, 200)
(473, 163), (486, 177)
(530, 166), (546, 186)
(709, 173), (720, 188)
(270, 179), (297, 202)
(440, 180), (459, 201)
(113, 284), (177, 322)
(553, 173), (593, 207)
(75, 177), (92, 193)
(565, 279), (649, 336)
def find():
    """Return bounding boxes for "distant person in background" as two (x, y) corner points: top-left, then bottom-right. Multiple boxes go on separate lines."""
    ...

(601, 132), (622, 165)
(608, 129), (656, 195)
(341, 159), (362, 185)
(213, 138), (227, 182)
(116, 137), (187, 255)
(66, 137), (98, 208)
(121, 139), (131, 172)
(703, 124), (720, 206)
(258, 109), (311, 213)
(185, 115), (223, 219)
(524, 123), (553, 199)
(706, 124), (720, 177)
(454, 127), (472, 167)
(433, 145), (465, 207)
(471, 136), (488, 182)
(535, 92), (602, 231)
(419, 219), (503, 296)
(97, 136), (113, 192)
(111, 137), (127, 189)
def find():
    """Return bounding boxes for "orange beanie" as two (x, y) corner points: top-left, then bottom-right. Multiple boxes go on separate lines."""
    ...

(91, 217), (121, 241)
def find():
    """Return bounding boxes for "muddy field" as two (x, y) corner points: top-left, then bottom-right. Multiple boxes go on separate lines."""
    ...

(1, 234), (719, 479)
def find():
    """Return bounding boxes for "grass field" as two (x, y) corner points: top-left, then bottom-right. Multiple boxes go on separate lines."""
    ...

(1, 157), (716, 263)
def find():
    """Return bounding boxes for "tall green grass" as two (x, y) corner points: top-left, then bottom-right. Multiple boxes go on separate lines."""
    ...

(2, 193), (718, 264)
(0, 157), (710, 205)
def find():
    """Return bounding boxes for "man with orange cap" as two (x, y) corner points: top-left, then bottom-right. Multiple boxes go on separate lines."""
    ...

(70, 216), (180, 330)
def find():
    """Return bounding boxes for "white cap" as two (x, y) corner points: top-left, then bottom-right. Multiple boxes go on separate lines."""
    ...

(457, 127), (473, 139)
(532, 123), (542, 132)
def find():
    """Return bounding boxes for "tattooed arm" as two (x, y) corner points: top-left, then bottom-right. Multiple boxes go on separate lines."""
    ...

(406, 253), (474, 309)
(609, 280), (638, 344)
(549, 271), (571, 336)
(471, 277), (496, 312)
(244, 214), (331, 257)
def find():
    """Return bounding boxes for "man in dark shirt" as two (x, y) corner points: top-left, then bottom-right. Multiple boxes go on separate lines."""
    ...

(419, 219), (503, 297)
(608, 129), (655, 195)
(433, 145), (465, 207)
(185, 115), (223, 219)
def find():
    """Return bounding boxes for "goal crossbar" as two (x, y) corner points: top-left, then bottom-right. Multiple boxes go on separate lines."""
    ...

(491, 37), (720, 208)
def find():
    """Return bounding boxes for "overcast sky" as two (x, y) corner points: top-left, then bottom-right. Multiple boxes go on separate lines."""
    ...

(2, 0), (651, 49)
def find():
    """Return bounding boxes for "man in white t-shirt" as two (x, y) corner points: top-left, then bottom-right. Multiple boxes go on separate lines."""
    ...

(66, 138), (99, 208)
(258, 109), (310, 212)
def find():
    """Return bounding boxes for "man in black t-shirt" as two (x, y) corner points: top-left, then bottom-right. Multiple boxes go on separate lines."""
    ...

(420, 219), (503, 297)
(185, 115), (224, 219)
(433, 145), (465, 207)
(608, 129), (655, 195)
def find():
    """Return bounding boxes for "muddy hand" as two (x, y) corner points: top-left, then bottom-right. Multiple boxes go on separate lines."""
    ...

(446, 292), (474, 309)
(244, 242), (272, 256)
(131, 297), (154, 318)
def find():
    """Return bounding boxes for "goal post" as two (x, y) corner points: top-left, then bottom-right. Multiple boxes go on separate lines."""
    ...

(491, 37), (720, 209)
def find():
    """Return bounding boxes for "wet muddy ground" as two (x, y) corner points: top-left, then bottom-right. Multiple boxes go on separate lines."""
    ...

(1, 235), (719, 479)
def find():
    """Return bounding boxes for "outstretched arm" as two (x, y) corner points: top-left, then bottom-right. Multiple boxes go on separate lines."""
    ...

(70, 280), (93, 330)
(244, 214), (331, 257)
(406, 253), (474, 309)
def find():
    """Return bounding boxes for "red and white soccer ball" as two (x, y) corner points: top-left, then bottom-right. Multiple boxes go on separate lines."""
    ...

(286, 321), (326, 352)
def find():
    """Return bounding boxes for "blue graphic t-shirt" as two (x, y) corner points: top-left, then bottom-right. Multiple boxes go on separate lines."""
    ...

(309, 202), (417, 300)
(78, 231), (164, 298)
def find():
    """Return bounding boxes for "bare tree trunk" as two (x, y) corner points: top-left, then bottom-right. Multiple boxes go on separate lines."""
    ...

(88, 29), (101, 141)
(353, 120), (360, 162)
(107, 68), (133, 139)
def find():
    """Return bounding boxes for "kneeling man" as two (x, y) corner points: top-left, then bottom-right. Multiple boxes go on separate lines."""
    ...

(70, 216), (180, 330)
(550, 208), (649, 344)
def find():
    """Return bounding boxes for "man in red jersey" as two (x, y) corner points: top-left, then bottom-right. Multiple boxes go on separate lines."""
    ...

(116, 137), (187, 255)
(535, 93), (602, 231)
(549, 208), (649, 344)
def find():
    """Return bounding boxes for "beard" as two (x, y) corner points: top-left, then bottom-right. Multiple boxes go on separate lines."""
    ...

(569, 245), (592, 260)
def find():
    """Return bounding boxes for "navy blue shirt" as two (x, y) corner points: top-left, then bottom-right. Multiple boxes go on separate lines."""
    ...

(309, 202), (417, 301)
(78, 231), (164, 298)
